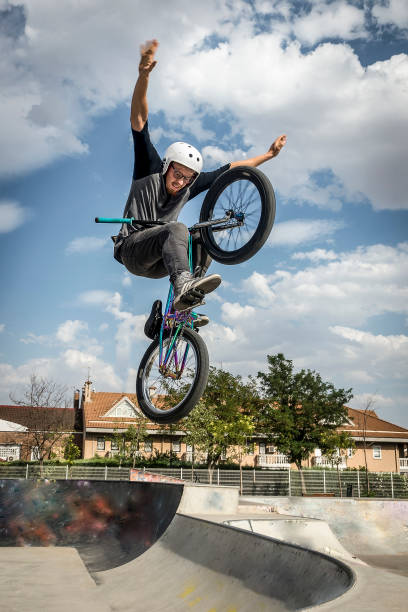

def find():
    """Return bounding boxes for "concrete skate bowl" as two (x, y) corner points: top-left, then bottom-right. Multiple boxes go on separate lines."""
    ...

(0, 478), (183, 572)
(0, 479), (355, 611)
(263, 496), (408, 557)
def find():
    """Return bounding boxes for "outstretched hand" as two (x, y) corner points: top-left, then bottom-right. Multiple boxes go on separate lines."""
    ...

(269, 134), (287, 157)
(139, 39), (159, 76)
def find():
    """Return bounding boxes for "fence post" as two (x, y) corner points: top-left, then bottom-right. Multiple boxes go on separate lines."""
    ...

(104, 465), (108, 481)
(253, 469), (256, 483)
(288, 469), (291, 496)
(217, 468), (220, 486)
(391, 472), (394, 498)
(180, 467), (183, 480)
(323, 470), (326, 494)
(25, 464), (28, 480)
(357, 469), (361, 498)
(65, 465), (68, 480)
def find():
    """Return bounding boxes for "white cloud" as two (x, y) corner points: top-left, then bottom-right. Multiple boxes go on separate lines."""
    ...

(66, 236), (108, 254)
(79, 290), (113, 306)
(122, 273), (132, 287)
(243, 272), (277, 303)
(350, 393), (396, 412)
(20, 332), (51, 345)
(0, 201), (30, 233)
(0, 350), (123, 402)
(202, 145), (247, 167)
(221, 302), (256, 323)
(329, 326), (408, 382)
(292, 248), (339, 261)
(0, 1), (406, 213)
(269, 219), (344, 247)
(79, 290), (146, 366)
(62, 349), (122, 388)
(56, 320), (88, 344)
(0, 324), (4, 333)
(292, 1), (366, 46)
(373, 0), (408, 30)
(201, 241), (408, 425)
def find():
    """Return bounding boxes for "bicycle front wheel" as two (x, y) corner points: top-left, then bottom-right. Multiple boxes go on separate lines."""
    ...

(136, 328), (209, 424)
(199, 166), (276, 265)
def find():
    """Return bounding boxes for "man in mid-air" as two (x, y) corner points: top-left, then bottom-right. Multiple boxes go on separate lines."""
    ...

(114, 40), (286, 330)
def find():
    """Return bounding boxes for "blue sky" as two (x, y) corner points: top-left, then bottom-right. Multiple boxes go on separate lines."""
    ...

(1, 0), (407, 426)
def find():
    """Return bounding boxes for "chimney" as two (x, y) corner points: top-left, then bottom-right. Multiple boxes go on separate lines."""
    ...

(73, 389), (83, 432)
(83, 379), (93, 403)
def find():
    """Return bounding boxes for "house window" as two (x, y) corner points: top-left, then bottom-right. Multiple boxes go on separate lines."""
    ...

(172, 440), (181, 453)
(347, 448), (353, 458)
(144, 439), (152, 452)
(111, 439), (119, 451)
(221, 448), (227, 460)
(31, 446), (40, 461)
(266, 443), (275, 455)
(373, 445), (382, 459)
(186, 444), (193, 453)
(246, 441), (254, 455)
(97, 438), (105, 451)
(259, 442), (266, 455)
(0, 445), (20, 461)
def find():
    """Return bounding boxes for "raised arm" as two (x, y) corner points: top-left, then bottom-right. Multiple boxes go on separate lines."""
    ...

(229, 135), (287, 168)
(130, 39), (159, 132)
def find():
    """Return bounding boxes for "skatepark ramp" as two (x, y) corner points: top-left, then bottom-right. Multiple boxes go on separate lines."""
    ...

(0, 479), (354, 611)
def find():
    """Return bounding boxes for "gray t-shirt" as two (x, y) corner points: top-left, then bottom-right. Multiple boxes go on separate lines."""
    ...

(114, 172), (191, 260)
(114, 122), (229, 262)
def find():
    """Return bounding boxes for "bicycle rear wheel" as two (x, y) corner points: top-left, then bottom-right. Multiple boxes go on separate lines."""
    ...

(136, 327), (209, 424)
(199, 166), (276, 265)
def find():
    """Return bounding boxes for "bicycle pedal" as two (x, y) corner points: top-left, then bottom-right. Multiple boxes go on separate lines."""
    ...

(188, 288), (205, 299)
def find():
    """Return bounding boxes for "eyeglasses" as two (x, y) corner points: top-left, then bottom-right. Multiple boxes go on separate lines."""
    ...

(170, 162), (196, 184)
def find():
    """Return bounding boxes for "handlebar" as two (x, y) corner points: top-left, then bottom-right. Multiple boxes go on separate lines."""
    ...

(95, 217), (166, 226)
(95, 217), (132, 224)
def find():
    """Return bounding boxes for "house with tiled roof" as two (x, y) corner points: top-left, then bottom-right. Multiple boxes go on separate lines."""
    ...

(81, 380), (184, 460)
(337, 407), (408, 473)
(81, 380), (408, 473)
(3, 377), (408, 474)
(0, 399), (82, 462)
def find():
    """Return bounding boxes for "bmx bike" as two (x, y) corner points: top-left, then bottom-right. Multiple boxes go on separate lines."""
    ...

(96, 166), (275, 424)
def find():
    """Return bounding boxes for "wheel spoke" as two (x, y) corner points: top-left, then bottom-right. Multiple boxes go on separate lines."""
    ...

(141, 333), (198, 414)
(207, 178), (264, 253)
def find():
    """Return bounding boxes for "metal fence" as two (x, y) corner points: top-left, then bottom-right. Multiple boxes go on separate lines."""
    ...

(0, 465), (407, 498)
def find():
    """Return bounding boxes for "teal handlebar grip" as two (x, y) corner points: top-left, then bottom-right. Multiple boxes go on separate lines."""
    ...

(95, 217), (133, 224)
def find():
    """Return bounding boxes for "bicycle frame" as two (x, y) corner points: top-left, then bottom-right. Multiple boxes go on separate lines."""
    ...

(95, 213), (243, 381)
(157, 233), (196, 379)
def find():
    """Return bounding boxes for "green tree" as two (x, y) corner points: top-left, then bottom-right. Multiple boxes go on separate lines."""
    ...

(113, 419), (148, 467)
(320, 431), (355, 496)
(63, 434), (81, 463)
(257, 354), (353, 493)
(182, 367), (257, 484)
(10, 374), (70, 467)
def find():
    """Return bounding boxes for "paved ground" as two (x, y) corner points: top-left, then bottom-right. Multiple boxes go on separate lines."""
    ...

(1, 479), (408, 611)
(358, 553), (408, 577)
(241, 495), (408, 578)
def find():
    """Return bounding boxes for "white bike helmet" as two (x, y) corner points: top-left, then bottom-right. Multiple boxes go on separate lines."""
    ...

(162, 142), (203, 177)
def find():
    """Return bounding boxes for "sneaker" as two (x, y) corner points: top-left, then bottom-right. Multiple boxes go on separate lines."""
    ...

(144, 299), (163, 339)
(173, 272), (221, 312)
(192, 313), (209, 328)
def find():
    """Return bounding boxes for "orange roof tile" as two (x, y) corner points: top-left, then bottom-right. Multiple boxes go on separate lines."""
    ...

(83, 391), (164, 431)
(340, 407), (408, 440)
(0, 405), (77, 431)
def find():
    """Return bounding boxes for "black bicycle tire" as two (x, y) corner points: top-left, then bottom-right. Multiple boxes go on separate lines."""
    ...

(199, 166), (276, 265)
(136, 327), (209, 424)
